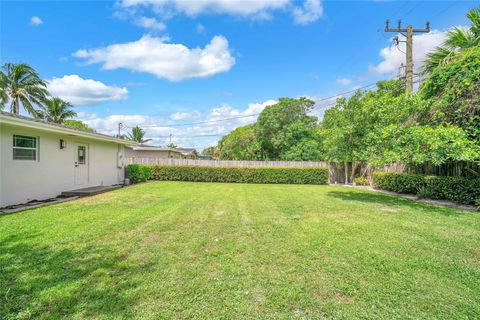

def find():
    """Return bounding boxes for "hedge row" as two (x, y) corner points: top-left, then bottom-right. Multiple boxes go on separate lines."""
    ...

(126, 164), (152, 183)
(372, 172), (480, 206)
(126, 164), (329, 185)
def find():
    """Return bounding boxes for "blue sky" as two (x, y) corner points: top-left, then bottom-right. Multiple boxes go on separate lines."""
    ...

(0, 0), (476, 150)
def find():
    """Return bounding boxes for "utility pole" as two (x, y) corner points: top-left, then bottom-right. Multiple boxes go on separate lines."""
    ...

(169, 133), (172, 144)
(385, 19), (430, 93)
(118, 122), (122, 137)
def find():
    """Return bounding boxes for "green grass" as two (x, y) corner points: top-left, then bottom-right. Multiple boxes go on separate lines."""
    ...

(1, 182), (479, 319)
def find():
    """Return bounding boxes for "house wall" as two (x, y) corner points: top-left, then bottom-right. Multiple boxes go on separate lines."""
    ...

(0, 124), (125, 207)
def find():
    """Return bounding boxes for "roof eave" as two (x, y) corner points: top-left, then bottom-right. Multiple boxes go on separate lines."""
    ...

(0, 114), (138, 145)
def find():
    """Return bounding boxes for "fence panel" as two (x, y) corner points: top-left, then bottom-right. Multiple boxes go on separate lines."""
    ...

(125, 157), (327, 168)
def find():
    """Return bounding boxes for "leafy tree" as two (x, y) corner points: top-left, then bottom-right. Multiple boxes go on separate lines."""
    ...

(217, 124), (258, 160)
(167, 143), (178, 148)
(422, 7), (480, 74)
(64, 120), (94, 133)
(127, 126), (151, 144)
(0, 63), (49, 116)
(369, 124), (479, 167)
(320, 79), (478, 180)
(202, 146), (218, 158)
(420, 47), (480, 141)
(255, 97), (320, 160)
(38, 97), (76, 123)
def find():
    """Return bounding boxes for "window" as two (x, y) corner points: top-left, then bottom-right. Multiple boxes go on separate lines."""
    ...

(13, 135), (38, 161)
(77, 146), (86, 164)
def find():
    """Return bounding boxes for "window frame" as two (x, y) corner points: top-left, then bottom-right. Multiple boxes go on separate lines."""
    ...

(13, 134), (39, 161)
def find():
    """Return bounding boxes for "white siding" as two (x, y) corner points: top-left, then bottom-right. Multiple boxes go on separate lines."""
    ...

(0, 124), (124, 207)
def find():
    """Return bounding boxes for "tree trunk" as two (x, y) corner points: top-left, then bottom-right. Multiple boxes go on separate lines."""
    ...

(350, 161), (358, 182)
(344, 161), (348, 184)
(14, 97), (20, 114)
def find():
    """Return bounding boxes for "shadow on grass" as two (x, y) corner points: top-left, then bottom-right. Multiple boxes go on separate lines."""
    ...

(326, 189), (465, 216)
(0, 232), (151, 319)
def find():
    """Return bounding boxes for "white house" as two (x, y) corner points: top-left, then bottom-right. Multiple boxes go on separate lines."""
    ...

(0, 111), (136, 208)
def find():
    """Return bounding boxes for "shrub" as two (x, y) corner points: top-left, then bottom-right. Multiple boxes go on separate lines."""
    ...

(372, 172), (480, 205)
(475, 199), (480, 211)
(126, 164), (152, 183)
(353, 177), (369, 186)
(148, 165), (329, 185)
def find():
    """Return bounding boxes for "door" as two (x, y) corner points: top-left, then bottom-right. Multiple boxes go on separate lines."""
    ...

(74, 143), (89, 185)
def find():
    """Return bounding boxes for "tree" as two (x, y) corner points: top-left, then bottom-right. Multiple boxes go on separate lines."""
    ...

(202, 146), (218, 158)
(166, 143), (178, 148)
(64, 120), (94, 133)
(319, 79), (479, 181)
(217, 124), (258, 160)
(255, 97), (319, 160)
(38, 97), (76, 123)
(127, 126), (151, 143)
(420, 47), (480, 141)
(0, 63), (49, 116)
(422, 7), (480, 74)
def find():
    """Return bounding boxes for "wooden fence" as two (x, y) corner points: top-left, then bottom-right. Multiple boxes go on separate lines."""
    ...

(125, 157), (327, 168)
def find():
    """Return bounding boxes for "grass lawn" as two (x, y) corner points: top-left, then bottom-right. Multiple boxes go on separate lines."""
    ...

(1, 182), (479, 319)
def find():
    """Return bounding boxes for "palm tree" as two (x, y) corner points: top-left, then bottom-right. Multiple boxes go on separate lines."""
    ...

(0, 63), (49, 116)
(422, 7), (480, 74)
(127, 126), (151, 143)
(38, 97), (77, 123)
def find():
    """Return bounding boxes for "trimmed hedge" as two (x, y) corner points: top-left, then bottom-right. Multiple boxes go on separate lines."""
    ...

(126, 164), (152, 183)
(143, 165), (329, 185)
(372, 172), (480, 206)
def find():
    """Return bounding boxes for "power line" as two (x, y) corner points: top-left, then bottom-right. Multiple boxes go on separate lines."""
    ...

(121, 81), (381, 130)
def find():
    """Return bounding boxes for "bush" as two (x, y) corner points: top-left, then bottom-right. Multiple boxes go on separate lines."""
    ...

(372, 172), (480, 205)
(148, 165), (329, 185)
(126, 164), (152, 183)
(353, 177), (369, 186)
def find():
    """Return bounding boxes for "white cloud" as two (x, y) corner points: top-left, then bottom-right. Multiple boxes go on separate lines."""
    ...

(78, 99), (276, 149)
(135, 16), (166, 30)
(369, 29), (448, 74)
(292, 0), (323, 25)
(74, 35), (235, 81)
(336, 78), (352, 86)
(118, 0), (322, 24)
(30, 16), (43, 26)
(47, 75), (128, 106)
(170, 110), (201, 120)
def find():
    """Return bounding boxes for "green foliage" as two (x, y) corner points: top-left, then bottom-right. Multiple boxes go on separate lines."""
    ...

(126, 164), (152, 183)
(372, 172), (425, 194)
(373, 172), (480, 205)
(38, 97), (77, 123)
(422, 7), (480, 75)
(166, 143), (177, 148)
(201, 146), (218, 158)
(149, 165), (329, 185)
(64, 120), (94, 133)
(420, 47), (480, 141)
(353, 177), (369, 186)
(321, 78), (479, 170)
(475, 198), (480, 211)
(127, 126), (151, 143)
(0, 63), (49, 116)
(369, 124), (479, 167)
(255, 97), (322, 160)
(217, 124), (258, 160)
